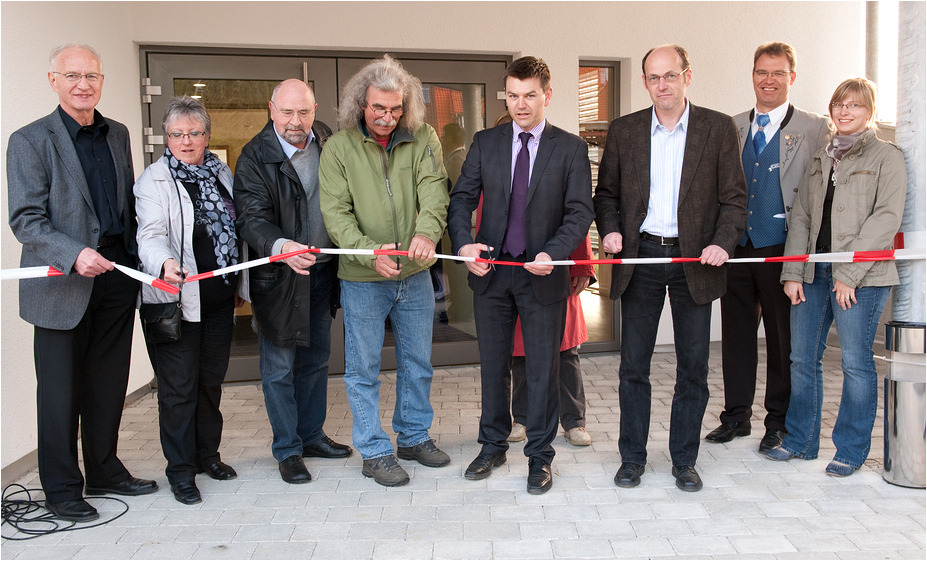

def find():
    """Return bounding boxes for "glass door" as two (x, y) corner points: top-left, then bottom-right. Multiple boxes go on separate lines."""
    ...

(142, 52), (339, 381)
(140, 49), (510, 378)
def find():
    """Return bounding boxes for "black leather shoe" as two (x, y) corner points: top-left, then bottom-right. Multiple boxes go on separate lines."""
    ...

(197, 460), (237, 480)
(758, 429), (786, 453)
(85, 476), (158, 496)
(672, 465), (703, 492)
(526, 457), (552, 495)
(704, 420), (751, 443)
(302, 436), (354, 459)
(279, 455), (312, 484)
(45, 499), (99, 522)
(170, 481), (202, 505)
(614, 462), (645, 488)
(464, 451), (506, 480)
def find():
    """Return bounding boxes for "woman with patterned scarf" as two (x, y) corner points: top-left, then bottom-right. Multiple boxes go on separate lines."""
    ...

(763, 78), (907, 478)
(135, 96), (242, 504)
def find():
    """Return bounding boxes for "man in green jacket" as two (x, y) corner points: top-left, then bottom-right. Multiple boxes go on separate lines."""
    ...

(319, 55), (450, 487)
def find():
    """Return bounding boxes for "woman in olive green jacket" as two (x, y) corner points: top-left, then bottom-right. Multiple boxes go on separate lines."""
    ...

(764, 78), (907, 478)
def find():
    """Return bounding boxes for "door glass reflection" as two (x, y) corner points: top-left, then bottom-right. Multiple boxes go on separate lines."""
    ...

(382, 83), (485, 348)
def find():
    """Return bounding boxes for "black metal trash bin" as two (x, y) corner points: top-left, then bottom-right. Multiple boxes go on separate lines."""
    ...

(883, 321), (926, 488)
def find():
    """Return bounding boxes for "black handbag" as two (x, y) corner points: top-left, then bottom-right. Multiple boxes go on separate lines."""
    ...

(140, 300), (182, 343)
(140, 178), (185, 344)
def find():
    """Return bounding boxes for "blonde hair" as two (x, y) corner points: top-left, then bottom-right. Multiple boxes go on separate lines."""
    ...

(829, 77), (877, 130)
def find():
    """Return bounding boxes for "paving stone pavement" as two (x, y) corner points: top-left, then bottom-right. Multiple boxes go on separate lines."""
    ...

(3, 343), (924, 559)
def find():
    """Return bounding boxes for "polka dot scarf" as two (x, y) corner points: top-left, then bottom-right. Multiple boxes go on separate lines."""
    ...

(165, 147), (239, 284)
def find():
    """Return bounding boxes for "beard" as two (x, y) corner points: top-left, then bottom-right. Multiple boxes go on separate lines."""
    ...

(282, 126), (309, 145)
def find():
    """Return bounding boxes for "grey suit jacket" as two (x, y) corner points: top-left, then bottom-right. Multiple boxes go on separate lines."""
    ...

(447, 121), (594, 306)
(733, 105), (830, 223)
(593, 103), (748, 305)
(7, 109), (137, 330)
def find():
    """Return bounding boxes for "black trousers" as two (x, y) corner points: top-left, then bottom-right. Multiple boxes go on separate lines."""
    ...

(473, 261), (566, 464)
(512, 346), (586, 431)
(34, 244), (138, 502)
(145, 302), (233, 486)
(719, 241), (792, 431)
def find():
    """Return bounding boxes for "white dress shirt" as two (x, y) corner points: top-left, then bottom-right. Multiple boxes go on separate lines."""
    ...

(751, 101), (789, 142)
(641, 101), (690, 238)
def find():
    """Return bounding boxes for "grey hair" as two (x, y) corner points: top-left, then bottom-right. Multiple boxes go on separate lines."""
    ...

(49, 43), (103, 73)
(271, 79), (315, 104)
(162, 95), (211, 136)
(337, 55), (425, 133)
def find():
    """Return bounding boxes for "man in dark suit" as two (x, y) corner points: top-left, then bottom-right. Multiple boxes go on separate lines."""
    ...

(448, 56), (594, 495)
(593, 45), (747, 492)
(707, 42), (830, 453)
(6, 43), (157, 522)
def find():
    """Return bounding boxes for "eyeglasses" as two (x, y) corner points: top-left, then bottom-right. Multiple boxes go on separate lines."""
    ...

(831, 102), (866, 111)
(367, 104), (404, 118)
(754, 70), (792, 79)
(271, 101), (314, 119)
(52, 72), (102, 84)
(646, 68), (689, 85)
(166, 131), (207, 140)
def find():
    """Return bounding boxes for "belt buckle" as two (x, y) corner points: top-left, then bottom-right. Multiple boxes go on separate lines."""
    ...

(660, 235), (673, 246)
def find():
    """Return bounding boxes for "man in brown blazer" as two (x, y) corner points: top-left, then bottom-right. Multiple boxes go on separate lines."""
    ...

(593, 45), (747, 492)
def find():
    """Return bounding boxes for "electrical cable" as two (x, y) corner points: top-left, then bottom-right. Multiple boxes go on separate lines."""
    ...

(1, 484), (129, 541)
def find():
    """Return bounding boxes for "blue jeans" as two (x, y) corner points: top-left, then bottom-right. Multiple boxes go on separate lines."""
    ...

(341, 270), (435, 459)
(259, 260), (334, 462)
(618, 239), (712, 467)
(782, 263), (890, 468)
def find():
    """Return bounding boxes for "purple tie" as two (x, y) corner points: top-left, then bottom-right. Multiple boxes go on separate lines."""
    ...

(503, 132), (532, 256)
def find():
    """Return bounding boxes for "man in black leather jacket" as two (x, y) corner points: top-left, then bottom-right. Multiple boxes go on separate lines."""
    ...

(234, 79), (352, 484)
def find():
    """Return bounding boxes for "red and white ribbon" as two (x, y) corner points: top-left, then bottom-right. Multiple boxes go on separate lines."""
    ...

(112, 263), (180, 295)
(5, 248), (924, 289)
(0, 266), (65, 280)
(1, 262), (178, 295)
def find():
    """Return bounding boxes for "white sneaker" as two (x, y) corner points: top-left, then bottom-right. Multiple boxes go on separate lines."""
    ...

(566, 427), (592, 446)
(507, 422), (527, 442)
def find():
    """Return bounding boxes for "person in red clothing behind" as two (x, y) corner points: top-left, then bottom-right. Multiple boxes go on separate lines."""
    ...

(509, 235), (594, 446)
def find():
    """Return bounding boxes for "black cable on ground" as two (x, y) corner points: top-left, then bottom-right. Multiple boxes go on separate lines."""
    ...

(1, 483), (129, 541)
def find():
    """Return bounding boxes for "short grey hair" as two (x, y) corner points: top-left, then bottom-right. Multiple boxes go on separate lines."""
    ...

(49, 43), (103, 73)
(337, 54), (425, 133)
(162, 95), (211, 136)
(271, 79), (315, 104)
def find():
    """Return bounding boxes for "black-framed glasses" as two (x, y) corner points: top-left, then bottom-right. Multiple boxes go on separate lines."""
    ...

(166, 131), (207, 140)
(52, 72), (102, 84)
(367, 104), (404, 118)
(646, 68), (689, 85)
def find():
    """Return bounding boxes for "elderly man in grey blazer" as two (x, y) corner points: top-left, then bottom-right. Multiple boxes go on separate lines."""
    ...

(705, 42), (830, 454)
(6, 43), (157, 523)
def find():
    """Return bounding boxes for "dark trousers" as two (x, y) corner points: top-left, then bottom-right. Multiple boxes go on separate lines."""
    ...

(719, 241), (791, 431)
(146, 302), (234, 486)
(473, 260), (566, 464)
(34, 244), (138, 502)
(618, 239), (711, 467)
(512, 347), (586, 431)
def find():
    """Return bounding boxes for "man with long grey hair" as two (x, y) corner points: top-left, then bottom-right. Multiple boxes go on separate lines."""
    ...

(319, 55), (450, 487)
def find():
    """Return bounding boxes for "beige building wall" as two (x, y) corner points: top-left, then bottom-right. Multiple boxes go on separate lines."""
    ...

(1, 1), (864, 474)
